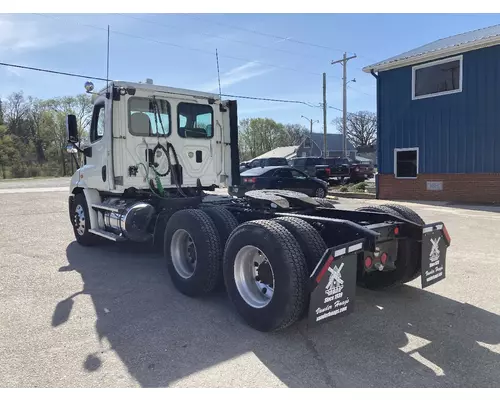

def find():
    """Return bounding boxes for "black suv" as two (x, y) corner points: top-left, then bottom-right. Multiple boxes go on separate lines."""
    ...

(288, 157), (330, 181)
(240, 157), (289, 172)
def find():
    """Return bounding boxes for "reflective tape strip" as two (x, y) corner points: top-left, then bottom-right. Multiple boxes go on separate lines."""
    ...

(334, 248), (346, 257)
(436, 224), (443, 230)
(423, 226), (433, 234)
(348, 242), (363, 253)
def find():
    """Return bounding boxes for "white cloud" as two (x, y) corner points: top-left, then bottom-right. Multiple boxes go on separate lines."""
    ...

(198, 61), (273, 92)
(0, 14), (92, 53)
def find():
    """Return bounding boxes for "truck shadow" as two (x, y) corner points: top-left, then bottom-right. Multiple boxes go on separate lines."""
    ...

(54, 241), (500, 387)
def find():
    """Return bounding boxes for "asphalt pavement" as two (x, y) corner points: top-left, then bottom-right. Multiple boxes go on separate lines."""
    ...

(1, 179), (499, 387)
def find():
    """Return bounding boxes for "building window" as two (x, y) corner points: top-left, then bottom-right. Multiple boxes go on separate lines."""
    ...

(394, 148), (418, 179)
(412, 55), (462, 100)
(304, 137), (311, 148)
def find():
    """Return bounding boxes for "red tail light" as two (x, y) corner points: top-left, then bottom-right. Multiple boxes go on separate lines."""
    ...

(364, 256), (373, 269)
(243, 177), (257, 183)
(325, 168), (331, 175)
(394, 227), (400, 235)
(380, 252), (388, 264)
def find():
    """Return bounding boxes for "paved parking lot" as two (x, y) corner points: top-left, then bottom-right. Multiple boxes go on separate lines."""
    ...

(1, 181), (499, 387)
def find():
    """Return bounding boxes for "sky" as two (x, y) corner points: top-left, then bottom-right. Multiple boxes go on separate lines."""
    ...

(1, 12), (500, 133)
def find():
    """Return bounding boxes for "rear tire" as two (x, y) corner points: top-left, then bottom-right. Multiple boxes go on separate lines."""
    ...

(223, 220), (308, 332)
(203, 206), (239, 290)
(355, 205), (417, 290)
(273, 217), (327, 274)
(164, 209), (222, 297)
(70, 193), (101, 247)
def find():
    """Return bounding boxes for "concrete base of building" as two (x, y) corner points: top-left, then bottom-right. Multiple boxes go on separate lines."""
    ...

(378, 173), (500, 203)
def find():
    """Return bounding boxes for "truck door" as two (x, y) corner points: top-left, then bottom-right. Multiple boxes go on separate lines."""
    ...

(80, 96), (110, 191)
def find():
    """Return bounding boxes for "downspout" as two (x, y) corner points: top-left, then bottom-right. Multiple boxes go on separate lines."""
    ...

(370, 69), (380, 199)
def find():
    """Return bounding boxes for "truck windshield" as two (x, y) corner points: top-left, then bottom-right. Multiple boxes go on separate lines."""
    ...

(128, 97), (171, 136)
(178, 102), (214, 139)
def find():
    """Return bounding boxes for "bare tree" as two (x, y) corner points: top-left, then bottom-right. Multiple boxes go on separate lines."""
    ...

(333, 110), (377, 150)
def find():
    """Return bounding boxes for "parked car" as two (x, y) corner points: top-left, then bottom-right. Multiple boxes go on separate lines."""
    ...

(230, 166), (329, 198)
(240, 157), (289, 172)
(288, 157), (330, 181)
(323, 157), (374, 183)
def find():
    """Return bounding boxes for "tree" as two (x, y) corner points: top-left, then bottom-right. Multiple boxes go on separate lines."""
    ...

(238, 118), (293, 160)
(283, 124), (309, 146)
(333, 110), (377, 150)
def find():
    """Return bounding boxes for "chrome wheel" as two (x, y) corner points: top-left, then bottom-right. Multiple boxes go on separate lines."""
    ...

(74, 204), (86, 236)
(315, 187), (326, 198)
(234, 245), (275, 308)
(171, 229), (197, 279)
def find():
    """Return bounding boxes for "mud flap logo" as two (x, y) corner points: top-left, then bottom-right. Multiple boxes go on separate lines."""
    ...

(429, 237), (441, 263)
(325, 263), (344, 296)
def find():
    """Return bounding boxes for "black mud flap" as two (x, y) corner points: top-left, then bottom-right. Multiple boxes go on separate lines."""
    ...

(421, 222), (451, 288)
(308, 239), (365, 326)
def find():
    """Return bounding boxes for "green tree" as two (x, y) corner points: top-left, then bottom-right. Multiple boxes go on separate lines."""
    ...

(239, 117), (296, 160)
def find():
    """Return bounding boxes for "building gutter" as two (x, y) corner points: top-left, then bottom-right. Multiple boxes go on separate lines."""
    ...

(370, 69), (381, 200)
(362, 35), (500, 73)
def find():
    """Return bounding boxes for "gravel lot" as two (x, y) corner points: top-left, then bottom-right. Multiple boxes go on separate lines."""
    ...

(1, 181), (499, 387)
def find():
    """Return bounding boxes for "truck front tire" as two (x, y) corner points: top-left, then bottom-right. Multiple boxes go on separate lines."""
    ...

(70, 193), (100, 246)
(164, 209), (222, 297)
(223, 220), (308, 332)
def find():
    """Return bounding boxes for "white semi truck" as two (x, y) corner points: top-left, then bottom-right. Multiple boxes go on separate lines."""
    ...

(66, 80), (451, 332)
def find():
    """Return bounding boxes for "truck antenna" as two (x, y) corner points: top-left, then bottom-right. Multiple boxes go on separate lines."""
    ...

(216, 48), (222, 99)
(106, 25), (110, 94)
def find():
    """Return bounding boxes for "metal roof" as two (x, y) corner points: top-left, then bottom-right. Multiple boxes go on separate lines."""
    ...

(363, 24), (500, 73)
(248, 146), (299, 161)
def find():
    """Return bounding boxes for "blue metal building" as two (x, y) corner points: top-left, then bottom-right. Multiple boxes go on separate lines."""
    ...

(363, 25), (500, 203)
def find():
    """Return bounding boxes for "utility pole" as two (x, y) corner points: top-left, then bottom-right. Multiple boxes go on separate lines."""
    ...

(301, 115), (319, 157)
(331, 52), (357, 157)
(323, 72), (327, 158)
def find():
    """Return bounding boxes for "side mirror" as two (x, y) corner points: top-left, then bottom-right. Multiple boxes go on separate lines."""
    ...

(66, 114), (79, 143)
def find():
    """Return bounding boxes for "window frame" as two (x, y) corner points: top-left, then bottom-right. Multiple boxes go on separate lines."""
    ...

(411, 54), (463, 100)
(177, 102), (214, 139)
(89, 101), (106, 144)
(127, 96), (172, 137)
(394, 147), (419, 179)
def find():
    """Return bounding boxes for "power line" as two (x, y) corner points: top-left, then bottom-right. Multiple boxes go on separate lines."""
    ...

(32, 13), (324, 78)
(116, 13), (337, 66)
(178, 14), (351, 55)
(0, 60), (320, 107)
(0, 61), (109, 82)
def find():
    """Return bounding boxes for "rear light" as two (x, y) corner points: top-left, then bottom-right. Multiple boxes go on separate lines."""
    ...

(443, 225), (451, 244)
(364, 256), (373, 269)
(243, 177), (256, 183)
(394, 227), (400, 235)
(325, 168), (331, 174)
(380, 252), (388, 264)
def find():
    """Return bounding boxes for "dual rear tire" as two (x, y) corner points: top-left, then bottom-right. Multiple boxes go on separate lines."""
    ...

(164, 208), (326, 332)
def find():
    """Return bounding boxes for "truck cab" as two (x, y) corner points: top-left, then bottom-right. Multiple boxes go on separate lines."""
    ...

(68, 80), (239, 196)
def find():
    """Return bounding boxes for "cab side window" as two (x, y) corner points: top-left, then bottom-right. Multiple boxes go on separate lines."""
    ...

(90, 103), (105, 143)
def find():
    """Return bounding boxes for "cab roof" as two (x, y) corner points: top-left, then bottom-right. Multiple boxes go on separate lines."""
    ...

(98, 80), (222, 100)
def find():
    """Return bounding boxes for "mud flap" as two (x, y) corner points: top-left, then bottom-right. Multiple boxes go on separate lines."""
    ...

(308, 239), (365, 326)
(421, 222), (450, 288)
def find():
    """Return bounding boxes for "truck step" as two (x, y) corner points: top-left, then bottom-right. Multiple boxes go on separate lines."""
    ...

(91, 203), (124, 213)
(89, 228), (126, 242)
